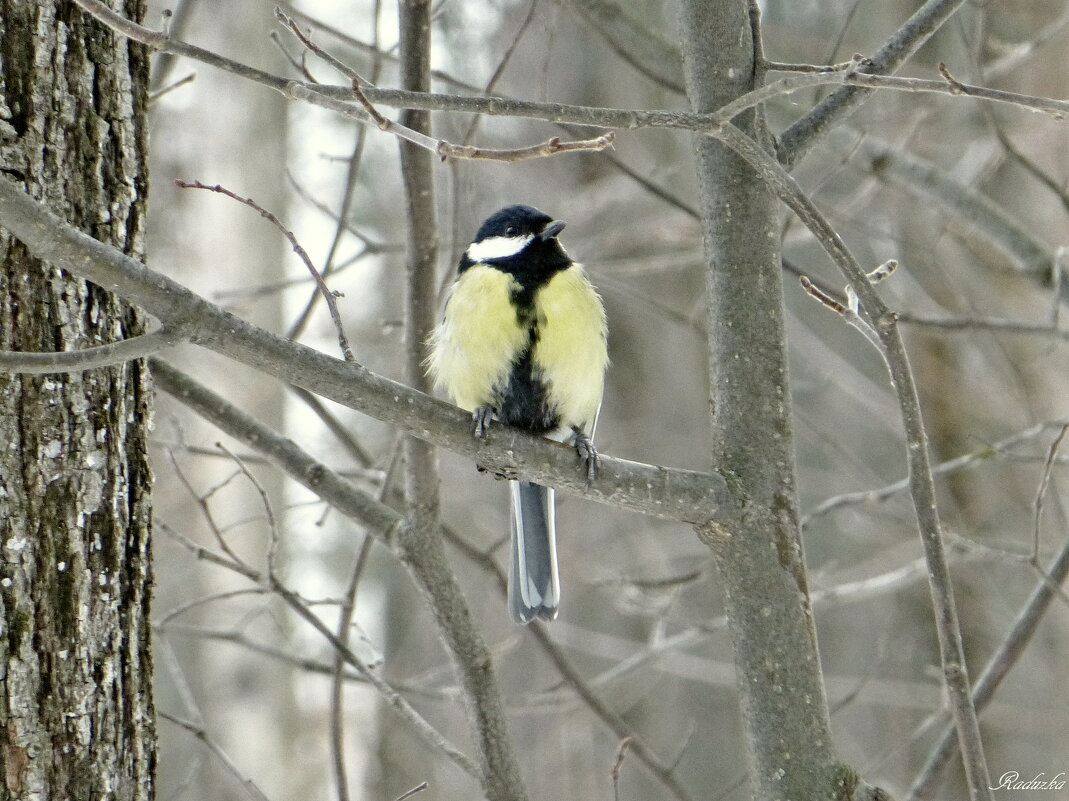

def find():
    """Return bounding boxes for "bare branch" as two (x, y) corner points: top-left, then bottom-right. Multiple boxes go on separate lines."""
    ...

(158, 621), (395, 688)
(0, 173), (730, 523)
(897, 313), (1069, 340)
(275, 7), (368, 86)
(67, 0), (1069, 154)
(148, 71), (195, 104)
(764, 59), (857, 73)
(561, 0), (683, 93)
(0, 324), (181, 374)
(394, 783), (429, 801)
(907, 532), (1069, 799)
(159, 712), (275, 801)
(611, 737), (633, 801)
(349, 78), (392, 129)
(437, 132), (615, 162)
(151, 383), (482, 779)
(799, 275), (847, 315)
(442, 527), (701, 801)
(276, 2), (482, 92)
(329, 532), (375, 801)
(778, 0), (968, 165)
(175, 179), (356, 362)
(803, 420), (1069, 527)
(1032, 424), (1069, 564)
(845, 66), (1069, 119)
(275, 3), (613, 164)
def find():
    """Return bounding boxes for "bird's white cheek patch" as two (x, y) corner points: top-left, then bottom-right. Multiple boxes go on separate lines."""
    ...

(466, 234), (533, 262)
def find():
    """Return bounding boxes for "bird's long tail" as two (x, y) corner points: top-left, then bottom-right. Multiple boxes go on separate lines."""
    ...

(508, 481), (559, 624)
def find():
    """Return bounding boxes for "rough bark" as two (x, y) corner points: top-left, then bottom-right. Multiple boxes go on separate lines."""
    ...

(0, 2), (154, 800)
(678, 1), (861, 798)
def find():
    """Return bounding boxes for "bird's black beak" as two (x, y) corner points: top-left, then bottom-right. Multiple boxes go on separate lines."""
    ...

(539, 220), (566, 241)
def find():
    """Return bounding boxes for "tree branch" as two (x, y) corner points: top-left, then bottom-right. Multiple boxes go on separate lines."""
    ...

(827, 126), (1054, 285)
(68, 0), (1069, 150)
(159, 712), (275, 801)
(907, 531), (1069, 799)
(0, 325), (181, 374)
(0, 173), (731, 524)
(559, 0), (684, 93)
(174, 179), (356, 362)
(802, 419), (1069, 527)
(778, 0), (968, 165)
(151, 358), (482, 782)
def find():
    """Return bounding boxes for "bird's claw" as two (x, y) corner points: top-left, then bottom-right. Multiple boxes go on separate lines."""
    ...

(573, 427), (599, 482)
(472, 405), (495, 438)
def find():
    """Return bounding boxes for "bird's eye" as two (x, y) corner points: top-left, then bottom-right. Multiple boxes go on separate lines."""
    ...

(505, 226), (517, 236)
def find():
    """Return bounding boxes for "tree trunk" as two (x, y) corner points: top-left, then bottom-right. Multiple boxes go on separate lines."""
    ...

(0, 3), (154, 800)
(678, 1), (859, 798)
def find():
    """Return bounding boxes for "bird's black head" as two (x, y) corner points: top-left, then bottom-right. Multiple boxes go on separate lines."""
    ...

(459, 204), (569, 274)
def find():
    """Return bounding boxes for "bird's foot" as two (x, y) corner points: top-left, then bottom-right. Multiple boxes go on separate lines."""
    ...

(472, 405), (495, 438)
(572, 426), (599, 482)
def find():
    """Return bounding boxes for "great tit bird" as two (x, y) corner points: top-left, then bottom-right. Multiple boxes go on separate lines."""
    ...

(427, 204), (608, 624)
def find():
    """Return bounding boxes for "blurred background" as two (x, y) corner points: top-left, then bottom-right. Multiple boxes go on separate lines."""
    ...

(144, 0), (1069, 799)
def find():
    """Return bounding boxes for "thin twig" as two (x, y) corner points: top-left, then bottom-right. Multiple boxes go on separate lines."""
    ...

(152, 360), (485, 778)
(149, 71), (195, 103)
(778, 0), (969, 165)
(1032, 423), (1069, 564)
(165, 449), (247, 566)
(157, 520), (262, 582)
(439, 526), (699, 801)
(160, 712), (275, 801)
(275, 2), (614, 163)
(438, 132), (615, 162)
(897, 314), (1069, 340)
(907, 532), (1069, 799)
(394, 783), (429, 801)
(69, 0), (1069, 141)
(329, 431), (386, 801)
(796, 245), (992, 798)
(156, 620), (379, 685)
(802, 419), (1069, 527)
(611, 737), (633, 801)
(217, 441), (282, 570)
(844, 66), (1069, 119)
(329, 533), (374, 801)
(460, 0), (541, 146)
(350, 78), (392, 129)
(275, 2), (482, 92)
(275, 8), (367, 86)
(157, 587), (268, 627)
(763, 59), (857, 73)
(269, 30), (319, 84)
(174, 179), (356, 362)
(799, 275), (846, 314)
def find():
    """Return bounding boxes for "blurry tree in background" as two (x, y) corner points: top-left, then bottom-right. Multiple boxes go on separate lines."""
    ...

(3, 0), (1069, 800)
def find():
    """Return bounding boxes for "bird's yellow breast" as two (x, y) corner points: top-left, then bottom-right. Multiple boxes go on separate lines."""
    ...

(530, 266), (607, 431)
(427, 262), (607, 431)
(427, 264), (529, 413)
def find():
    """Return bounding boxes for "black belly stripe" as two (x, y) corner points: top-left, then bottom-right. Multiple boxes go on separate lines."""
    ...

(498, 340), (559, 434)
